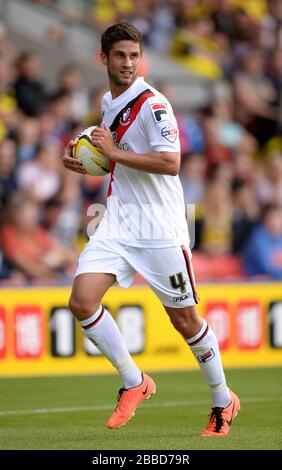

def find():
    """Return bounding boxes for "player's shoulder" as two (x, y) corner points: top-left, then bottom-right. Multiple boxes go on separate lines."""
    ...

(101, 90), (111, 107)
(140, 81), (174, 124)
(142, 82), (170, 107)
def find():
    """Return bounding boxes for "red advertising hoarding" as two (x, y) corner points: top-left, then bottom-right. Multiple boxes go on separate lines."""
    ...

(14, 306), (43, 359)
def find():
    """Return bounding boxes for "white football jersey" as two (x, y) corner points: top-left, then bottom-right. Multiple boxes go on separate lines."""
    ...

(96, 77), (189, 247)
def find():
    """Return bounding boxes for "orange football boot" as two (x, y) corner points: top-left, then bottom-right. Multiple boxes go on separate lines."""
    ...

(107, 373), (156, 429)
(202, 390), (240, 436)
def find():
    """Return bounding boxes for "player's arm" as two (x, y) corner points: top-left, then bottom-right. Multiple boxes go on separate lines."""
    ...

(92, 126), (180, 176)
(113, 148), (180, 176)
(62, 140), (86, 174)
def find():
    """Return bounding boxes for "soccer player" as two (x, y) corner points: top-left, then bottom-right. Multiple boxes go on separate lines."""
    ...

(63, 21), (240, 436)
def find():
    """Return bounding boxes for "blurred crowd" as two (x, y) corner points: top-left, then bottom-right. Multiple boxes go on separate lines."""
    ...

(1, 0), (282, 283)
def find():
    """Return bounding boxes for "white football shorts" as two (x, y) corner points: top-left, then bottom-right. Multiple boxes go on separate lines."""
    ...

(75, 234), (198, 308)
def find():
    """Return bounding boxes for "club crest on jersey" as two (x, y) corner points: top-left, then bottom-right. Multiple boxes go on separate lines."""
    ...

(119, 107), (131, 126)
(161, 123), (178, 143)
(150, 103), (170, 123)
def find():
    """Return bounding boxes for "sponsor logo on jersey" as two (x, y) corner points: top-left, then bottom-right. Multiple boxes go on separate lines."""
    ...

(121, 142), (130, 151)
(119, 107), (131, 126)
(112, 131), (130, 151)
(117, 142), (130, 151)
(150, 103), (171, 123)
(173, 293), (191, 303)
(197, 348), (215, 364)
(161, 123), (178, 143)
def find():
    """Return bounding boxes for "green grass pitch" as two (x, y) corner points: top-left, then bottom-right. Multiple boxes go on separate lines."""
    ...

(0, 368), (281, 450)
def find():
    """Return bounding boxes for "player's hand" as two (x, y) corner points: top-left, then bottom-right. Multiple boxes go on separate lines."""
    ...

(91, 124), (117, 158)
(62, 140), (86, 174)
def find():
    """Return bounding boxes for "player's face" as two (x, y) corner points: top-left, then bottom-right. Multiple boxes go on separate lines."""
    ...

(101, 41), (142, 93)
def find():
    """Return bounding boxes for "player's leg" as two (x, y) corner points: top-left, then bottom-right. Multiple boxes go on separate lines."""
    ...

(70, 239), (156, 429)
(126, 243), (240, 435)
(164, 304), (232, 407)
(163, 297), (240, 434)
(69, 272), (143, 389)
(69, 272), (114, 320)
(166, 304), (241, 437)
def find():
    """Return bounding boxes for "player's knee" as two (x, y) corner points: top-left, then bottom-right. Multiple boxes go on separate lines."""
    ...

(68, 295), (98, 319)
(68, 296), (81, 317)
(170, 313), (189, 332)
(167, 311), (185, 331)
(167, 307), (201, 335)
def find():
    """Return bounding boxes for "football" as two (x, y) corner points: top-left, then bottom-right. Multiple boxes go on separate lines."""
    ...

(72, 126), (110, 176)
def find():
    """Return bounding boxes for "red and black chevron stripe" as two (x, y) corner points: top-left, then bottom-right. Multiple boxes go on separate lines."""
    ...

(107, 88), (155, 196)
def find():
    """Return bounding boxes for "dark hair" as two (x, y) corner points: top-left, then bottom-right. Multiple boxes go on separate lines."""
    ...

(101, 21), (143, 57)
(231, 178), (248, 193)
(48, 89), (71, 103)
(16, 51), (38, 69)
(261, 203), (281, 220)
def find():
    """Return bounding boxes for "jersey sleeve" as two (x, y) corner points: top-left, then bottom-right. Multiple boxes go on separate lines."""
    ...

(141, 97), (180, 152)
(101, 93), (109, 126)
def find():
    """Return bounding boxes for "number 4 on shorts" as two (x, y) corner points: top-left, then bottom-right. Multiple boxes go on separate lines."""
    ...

(169, 272), (187, 294)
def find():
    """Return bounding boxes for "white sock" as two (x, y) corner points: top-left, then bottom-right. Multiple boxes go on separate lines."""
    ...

(80, 306), (142, 389)
(186, 320), (231, 408)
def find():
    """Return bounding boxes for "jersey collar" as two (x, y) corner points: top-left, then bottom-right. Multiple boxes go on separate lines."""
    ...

(110, 77), (145, 108)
